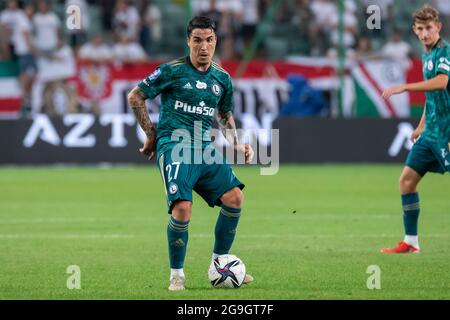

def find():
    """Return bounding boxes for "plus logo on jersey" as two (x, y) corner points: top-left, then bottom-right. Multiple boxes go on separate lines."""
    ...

(174, 100), (215, 116)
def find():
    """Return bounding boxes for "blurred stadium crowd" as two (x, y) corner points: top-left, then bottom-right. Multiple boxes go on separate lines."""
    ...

(0, 0), (448, 117)
(2, 0), (450, 62)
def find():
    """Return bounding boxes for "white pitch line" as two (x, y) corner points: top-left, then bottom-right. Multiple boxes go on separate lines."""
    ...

(0, 234), (135, 239)
(190, 233), (450, 239)
(0, 217), (157, 224)
(0, 233), (448, 240)
(0, 213), (408, 224)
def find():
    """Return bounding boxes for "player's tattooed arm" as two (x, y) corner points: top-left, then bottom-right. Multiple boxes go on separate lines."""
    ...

(128, 87), (155, 137)
(217, 111), (254, 164)
(128, 86), (156, 159)
(217, 110), (239, 147)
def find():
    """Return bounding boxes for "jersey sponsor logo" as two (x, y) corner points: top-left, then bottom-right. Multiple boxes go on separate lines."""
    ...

(183, 82), (193, 89)
(196, 80), (207, 89)
(439, 57), (450, 64)
(212, 84), (221, 96)
(143, 78), (150, 86)
(174, 100), (215, 116)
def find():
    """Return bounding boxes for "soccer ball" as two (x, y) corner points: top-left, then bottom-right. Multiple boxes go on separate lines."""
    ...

(208, 254), (246, 288)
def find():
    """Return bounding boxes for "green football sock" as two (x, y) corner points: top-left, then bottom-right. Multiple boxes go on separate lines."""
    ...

(167, 216), (189, 269)
(214, 205), (241, 255)
(402, 193), (420, 236)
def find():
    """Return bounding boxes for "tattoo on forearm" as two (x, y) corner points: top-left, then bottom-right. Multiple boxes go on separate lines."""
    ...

(218, 111), (238, 146)
(128, 87), (155, 137)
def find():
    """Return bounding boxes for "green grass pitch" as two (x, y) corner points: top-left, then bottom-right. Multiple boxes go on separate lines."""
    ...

(0, 165), (449, 300)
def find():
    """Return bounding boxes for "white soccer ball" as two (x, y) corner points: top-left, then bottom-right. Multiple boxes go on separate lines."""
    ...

(208, 254), (246, 288)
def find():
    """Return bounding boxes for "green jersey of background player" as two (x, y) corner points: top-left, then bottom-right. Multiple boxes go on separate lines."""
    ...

(127, 16), (254, 290)
(381, 5), (450, 253)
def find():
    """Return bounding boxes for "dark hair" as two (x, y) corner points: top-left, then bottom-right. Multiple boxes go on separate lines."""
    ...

(187, 16), (217, 37)
(413, 4), (440, 25)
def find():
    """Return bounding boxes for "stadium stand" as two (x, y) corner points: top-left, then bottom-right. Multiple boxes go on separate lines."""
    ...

(1, 0), (449, 61)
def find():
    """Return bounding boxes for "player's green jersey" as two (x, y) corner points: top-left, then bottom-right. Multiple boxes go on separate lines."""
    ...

(138, 56), (233, 156)
(421, 39), (450, 145)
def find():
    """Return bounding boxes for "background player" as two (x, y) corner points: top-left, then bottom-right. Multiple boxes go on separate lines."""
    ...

(127, 16), (254, 290)
(381, 5), (450, 253)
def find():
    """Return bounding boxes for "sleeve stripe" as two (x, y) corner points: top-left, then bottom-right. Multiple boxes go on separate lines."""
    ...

(212, 66), (227, 74)
(168, 57), (186, 66)
(212, 63), (229, 76)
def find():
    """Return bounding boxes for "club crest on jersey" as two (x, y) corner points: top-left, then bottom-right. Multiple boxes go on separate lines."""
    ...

(196, 80), (207, 89)
(212, 84), (221, 96)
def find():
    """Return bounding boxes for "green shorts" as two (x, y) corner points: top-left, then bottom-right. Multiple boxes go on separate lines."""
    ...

(406, 136), (450, 176)
(157, 147), (245, 213)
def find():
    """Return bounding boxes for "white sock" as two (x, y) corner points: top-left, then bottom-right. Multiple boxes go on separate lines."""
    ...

(170, 268), (185, 280)
(404, 235), (419, 248)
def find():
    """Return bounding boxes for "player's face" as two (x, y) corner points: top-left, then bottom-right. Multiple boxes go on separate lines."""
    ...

(413, 21), (442, 48)
(188, 28), (217, 68)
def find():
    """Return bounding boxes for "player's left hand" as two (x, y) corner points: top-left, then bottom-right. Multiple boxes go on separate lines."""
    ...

(236, 144), (254, 164)
(139, 135), (156, 160)
(382, 85), (406, 100)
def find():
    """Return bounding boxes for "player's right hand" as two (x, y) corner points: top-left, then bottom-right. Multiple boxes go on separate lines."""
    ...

(139, 134), (156, 160)
(236, 144), (254, 164)
(410, 128), (422, 143)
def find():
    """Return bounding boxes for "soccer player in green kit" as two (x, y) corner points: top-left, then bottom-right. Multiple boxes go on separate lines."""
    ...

(127, 17), (254, 290)
(381, 5), (450, 253)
